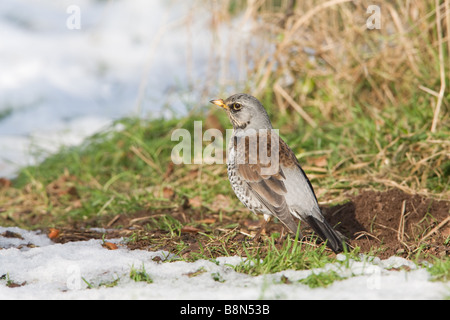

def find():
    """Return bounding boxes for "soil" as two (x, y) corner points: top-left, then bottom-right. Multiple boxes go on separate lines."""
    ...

(43, 188), (449, 260)
(323, 189), (450, 258)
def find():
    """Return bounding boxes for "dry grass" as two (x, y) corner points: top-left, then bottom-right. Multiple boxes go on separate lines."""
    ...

(208, 0), (450, 199)
(247, 0), (448, 119)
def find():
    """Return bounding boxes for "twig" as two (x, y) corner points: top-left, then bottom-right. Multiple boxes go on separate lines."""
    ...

(106, 214), (121, 227)
(431, 0), (446, 133)
(97, 196), (115, 216)
(420, 216), (450, 243)
(274, 83), (318, 128)
(354, 231), (381, 243)
(418, 85), (440, 98)
(397, 200), (407, 243)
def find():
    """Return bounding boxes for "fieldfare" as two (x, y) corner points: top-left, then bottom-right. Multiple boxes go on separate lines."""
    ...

(210, 93), (345, 253)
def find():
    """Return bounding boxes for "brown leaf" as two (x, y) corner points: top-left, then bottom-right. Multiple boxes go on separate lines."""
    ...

(209, 194), (232, 212)
(152, 256), (162, 263)
(280, 275), (292, 284)
(442, 225), (450, 238)
(102, 242), (118, 250)
(163, 162), (174, 180)
(0, 178), (12, 189)
(188, 196), (202, 208)
(7, 281), (27, 288)
(306, 155), (328, 167)
(187, 168), (199, 179)
(180, 226), (201, 234)
(48, 228), (60, 240)
(1, 230), (24, 239)
(162, 186), (175, 199)
(196, 218), (216, 224)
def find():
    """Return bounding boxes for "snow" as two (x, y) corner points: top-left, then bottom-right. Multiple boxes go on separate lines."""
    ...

(1, 227), (448, 300)
(0, 0), (253, 177)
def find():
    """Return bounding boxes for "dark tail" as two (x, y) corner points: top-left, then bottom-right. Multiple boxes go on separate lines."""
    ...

(304, 216), (346, 253)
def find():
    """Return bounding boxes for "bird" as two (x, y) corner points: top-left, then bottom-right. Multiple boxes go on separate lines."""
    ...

(210, 93), (345, 253)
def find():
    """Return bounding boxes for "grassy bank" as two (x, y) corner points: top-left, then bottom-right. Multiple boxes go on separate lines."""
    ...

(0, 97), (448, 258)
(1, 92), (447, 227)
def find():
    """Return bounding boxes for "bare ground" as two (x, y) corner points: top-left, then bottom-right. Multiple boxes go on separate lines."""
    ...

(42, 188), (450, 261)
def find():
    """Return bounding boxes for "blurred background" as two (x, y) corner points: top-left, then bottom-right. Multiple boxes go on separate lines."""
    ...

(0, 0), (258, 177)
(0, 0), (449, 198)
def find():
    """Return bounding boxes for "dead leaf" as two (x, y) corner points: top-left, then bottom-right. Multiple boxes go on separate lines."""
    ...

(210, 194), (232, 212)
(280, 275), (292, 284)
(188, 196), (202, 208)
(442, 225), (450, 238)
(0, 178), (11, 189)
(180, 226), (201, 234)
(1, 230), (24, 239)
(163, 162), (174, 180)
(306, 155), (328, 167)
(187, 168), (199, 179)
(7, 281), (27, 288)
(102, 242), (118, 250)
(196, 218), (216, 224)
(48, 228), (60, 240)
(152, 256), (162, 263)
(162, 186), (175, 199)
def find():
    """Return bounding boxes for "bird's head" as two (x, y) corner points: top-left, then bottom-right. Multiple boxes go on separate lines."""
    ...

(210, 93), (273, 131)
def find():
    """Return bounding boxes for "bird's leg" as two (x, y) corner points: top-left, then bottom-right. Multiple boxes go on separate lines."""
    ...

(280, 225), (285, 240)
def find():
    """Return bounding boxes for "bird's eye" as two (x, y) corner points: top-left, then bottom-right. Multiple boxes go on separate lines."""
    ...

(231, 103), (242, 111)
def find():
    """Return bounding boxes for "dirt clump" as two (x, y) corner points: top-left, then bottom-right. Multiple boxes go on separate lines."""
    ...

(323, 189), (450, 259)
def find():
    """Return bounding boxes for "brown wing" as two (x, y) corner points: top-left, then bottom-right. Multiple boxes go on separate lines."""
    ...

(233, 131), (299, 233)
(234, 131), (345, 252)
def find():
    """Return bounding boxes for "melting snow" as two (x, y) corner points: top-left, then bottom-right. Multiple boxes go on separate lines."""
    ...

(1, 227), (448, 300)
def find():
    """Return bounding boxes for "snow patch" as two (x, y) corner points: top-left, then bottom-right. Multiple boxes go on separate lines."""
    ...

(1, 227), (448, 299)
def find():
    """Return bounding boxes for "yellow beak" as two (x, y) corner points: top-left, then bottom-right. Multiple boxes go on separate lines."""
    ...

(209, 99), (228, 110)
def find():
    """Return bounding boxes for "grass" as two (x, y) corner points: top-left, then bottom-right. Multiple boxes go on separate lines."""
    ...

(232, 230), (337, 276)
(0, 104), (447, 266)
(298, 270), (347, 289)
(82, 275), (121, 289)
(129, 264), (153, 284)
(78, 263), (154, 289)
(1, 94), (446, 228)
(0, 273), (27, 288)
(427, 256), (450, 282)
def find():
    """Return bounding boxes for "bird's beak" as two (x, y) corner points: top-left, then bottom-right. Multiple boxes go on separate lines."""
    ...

(210, 99), (228, 110)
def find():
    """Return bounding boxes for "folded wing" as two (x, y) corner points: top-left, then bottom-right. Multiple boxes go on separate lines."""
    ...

(233, 131), (344, 252)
